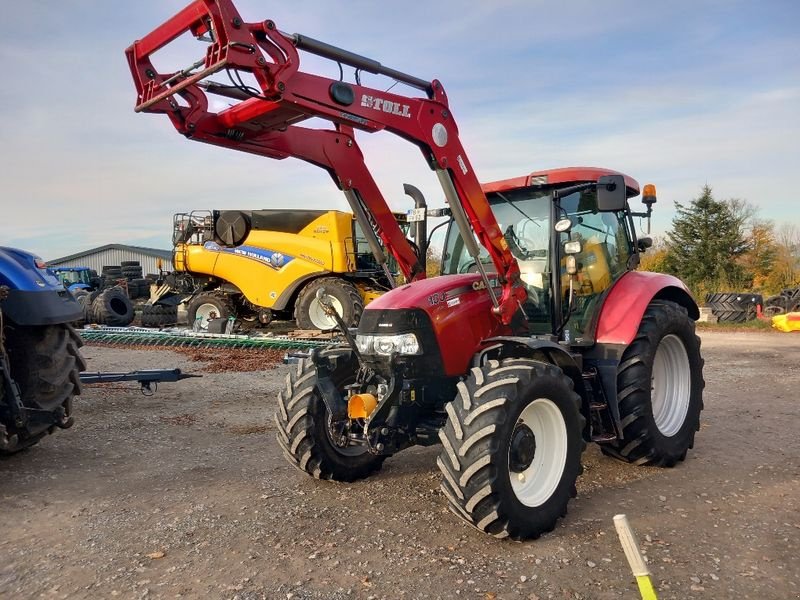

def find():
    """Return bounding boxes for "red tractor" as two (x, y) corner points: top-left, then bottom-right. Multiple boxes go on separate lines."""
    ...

(128, 1), (704, 540)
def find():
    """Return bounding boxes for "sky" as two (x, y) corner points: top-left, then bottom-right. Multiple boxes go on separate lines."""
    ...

(1, 0), (798, 260)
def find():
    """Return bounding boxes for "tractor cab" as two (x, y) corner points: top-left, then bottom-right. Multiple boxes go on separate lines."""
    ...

(51, 266), (97, 292)
(441, 168), (643, 343)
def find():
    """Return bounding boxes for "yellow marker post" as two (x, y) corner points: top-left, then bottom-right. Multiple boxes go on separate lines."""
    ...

(613, 514), (658, 600)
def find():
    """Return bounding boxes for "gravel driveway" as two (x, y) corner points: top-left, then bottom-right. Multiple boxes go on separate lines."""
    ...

(1, 331), (798, 599)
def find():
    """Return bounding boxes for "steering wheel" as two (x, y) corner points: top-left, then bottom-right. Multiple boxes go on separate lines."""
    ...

(459, 260), (478, 274)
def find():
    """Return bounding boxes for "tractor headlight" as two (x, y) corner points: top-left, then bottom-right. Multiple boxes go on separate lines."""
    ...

(355, 333), (422, 356)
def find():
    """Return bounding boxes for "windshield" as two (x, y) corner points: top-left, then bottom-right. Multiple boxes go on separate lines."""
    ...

(442, 188), (553, 333)
(56, 270), (90, 285)
(441, 184), (634, 340)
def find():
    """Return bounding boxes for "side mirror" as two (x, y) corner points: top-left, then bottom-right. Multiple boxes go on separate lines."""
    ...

(597, 174), (627, 211)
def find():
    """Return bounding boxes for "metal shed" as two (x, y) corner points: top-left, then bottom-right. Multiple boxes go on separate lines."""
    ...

(48, 244), (172, 276)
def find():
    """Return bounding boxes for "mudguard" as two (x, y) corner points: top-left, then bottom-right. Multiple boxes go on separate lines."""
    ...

(594, 271), (699, 345)
(0, 247), (82, 326)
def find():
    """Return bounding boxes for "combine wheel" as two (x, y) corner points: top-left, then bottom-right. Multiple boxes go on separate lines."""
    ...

(599, 300), (704, 467)
(274, 350), (386, 482)
(1, 323), (85, 453)
(295, 278), (363, 331)
(437, 358), (585, 540)
(186, 293), (232, 330)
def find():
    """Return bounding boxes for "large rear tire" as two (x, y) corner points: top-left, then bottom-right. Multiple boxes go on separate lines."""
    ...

(294, 278), (363, 331)
(1, 323), (86, 453)
(437, 358), (585, 540)
(599, 300), (704, 467)
(91, 287), (135, 326)
(274, 350), (386, 482)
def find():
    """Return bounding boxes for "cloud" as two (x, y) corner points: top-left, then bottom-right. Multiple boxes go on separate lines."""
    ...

(0, 0), (798, 258)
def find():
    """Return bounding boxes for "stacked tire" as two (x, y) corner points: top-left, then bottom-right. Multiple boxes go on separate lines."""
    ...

(140, 304), (178, 328)
(102, 265), (123, 287)
(763, 286), (800, 317)
(128, 278), (150, 300)
(89, 287), (135, 326)
(121, 261), (143, 279)
(704, 292), (763, 323)
(70, 289), (96, 327)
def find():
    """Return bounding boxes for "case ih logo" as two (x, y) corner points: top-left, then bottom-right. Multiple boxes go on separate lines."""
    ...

(360, 95), (411, 118)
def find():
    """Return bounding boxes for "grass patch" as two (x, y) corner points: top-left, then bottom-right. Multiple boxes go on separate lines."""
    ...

(697, 318), (774, 331)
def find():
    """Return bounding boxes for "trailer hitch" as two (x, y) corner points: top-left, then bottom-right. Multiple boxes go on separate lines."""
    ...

(79, 369), (201, 396)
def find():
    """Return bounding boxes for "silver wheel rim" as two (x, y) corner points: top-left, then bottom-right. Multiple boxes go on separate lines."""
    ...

(651, 334), (691, 437)
(307, 296), (344, 330)
(509, 398), (568, 507)
(195, 302), (221, 329)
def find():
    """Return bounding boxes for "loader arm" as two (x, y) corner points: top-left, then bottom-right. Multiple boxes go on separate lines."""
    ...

(126, 0), (526, 322)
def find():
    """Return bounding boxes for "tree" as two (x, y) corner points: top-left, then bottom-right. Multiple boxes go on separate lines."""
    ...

(738, 219), (777, 291)
(664, 185), (749, 291)
(762, 223), (800, 293)
(637, 236), (670, 273)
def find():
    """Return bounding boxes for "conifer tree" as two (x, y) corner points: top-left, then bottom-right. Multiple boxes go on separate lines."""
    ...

(665, 185), (749, 289)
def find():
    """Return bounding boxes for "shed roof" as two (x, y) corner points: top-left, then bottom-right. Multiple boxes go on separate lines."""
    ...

(49, 244), (172, 263)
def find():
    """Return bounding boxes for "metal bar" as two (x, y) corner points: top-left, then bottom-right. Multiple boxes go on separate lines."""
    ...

(435, 169), (498, 306)
(134, 1), (208, 57)
(342, 190), (394, 288)
(80, 369), (200, 385)
(289, 33), (433, 96)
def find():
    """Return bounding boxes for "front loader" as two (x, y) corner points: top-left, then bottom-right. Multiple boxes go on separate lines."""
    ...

(129, 0), (704, 540)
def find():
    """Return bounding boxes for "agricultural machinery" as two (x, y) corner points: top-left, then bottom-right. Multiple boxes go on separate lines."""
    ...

(0, 247), (85, 453)
(128, 0), (704, 540)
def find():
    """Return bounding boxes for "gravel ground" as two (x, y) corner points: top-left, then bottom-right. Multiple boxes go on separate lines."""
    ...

(1, 331), (798, 599)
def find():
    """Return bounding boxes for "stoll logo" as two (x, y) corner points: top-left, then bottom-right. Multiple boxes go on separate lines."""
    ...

(360, 94), (411, 118)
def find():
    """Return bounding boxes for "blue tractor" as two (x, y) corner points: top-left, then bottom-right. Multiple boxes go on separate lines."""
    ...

(0, 247), (86, 453)
(51, 266), (101, 292)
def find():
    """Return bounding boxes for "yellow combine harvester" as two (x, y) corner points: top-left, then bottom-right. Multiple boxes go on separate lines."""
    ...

(172, 209), (405, 330)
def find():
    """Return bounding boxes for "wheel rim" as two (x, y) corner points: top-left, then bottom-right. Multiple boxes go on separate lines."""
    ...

(509, 398), (568, 507)
(195, 302), (221, 329)
(651, 333), (691, 437)
(325, 413), (369, 456)
(307, 296), (344, 330)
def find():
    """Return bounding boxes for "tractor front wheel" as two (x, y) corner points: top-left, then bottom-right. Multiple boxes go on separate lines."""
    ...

(274, 350), (386, 482)
(1, 323), (86, 453)
(599, 300), (704, 467)
(437, 358), (585, 540)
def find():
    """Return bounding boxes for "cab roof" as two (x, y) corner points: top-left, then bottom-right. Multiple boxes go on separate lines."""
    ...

(482, 167), (640, 198)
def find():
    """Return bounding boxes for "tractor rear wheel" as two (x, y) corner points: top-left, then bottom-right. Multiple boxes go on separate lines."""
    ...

(599, 300), (704, 467)
(274, 350), (386, 482)
(437, 358), (585, 540)
(294, 278), (363, 331)
(1, 323), (85, 453)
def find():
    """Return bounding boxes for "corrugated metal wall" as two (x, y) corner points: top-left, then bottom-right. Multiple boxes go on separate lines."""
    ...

(49, 249), (167, 275)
